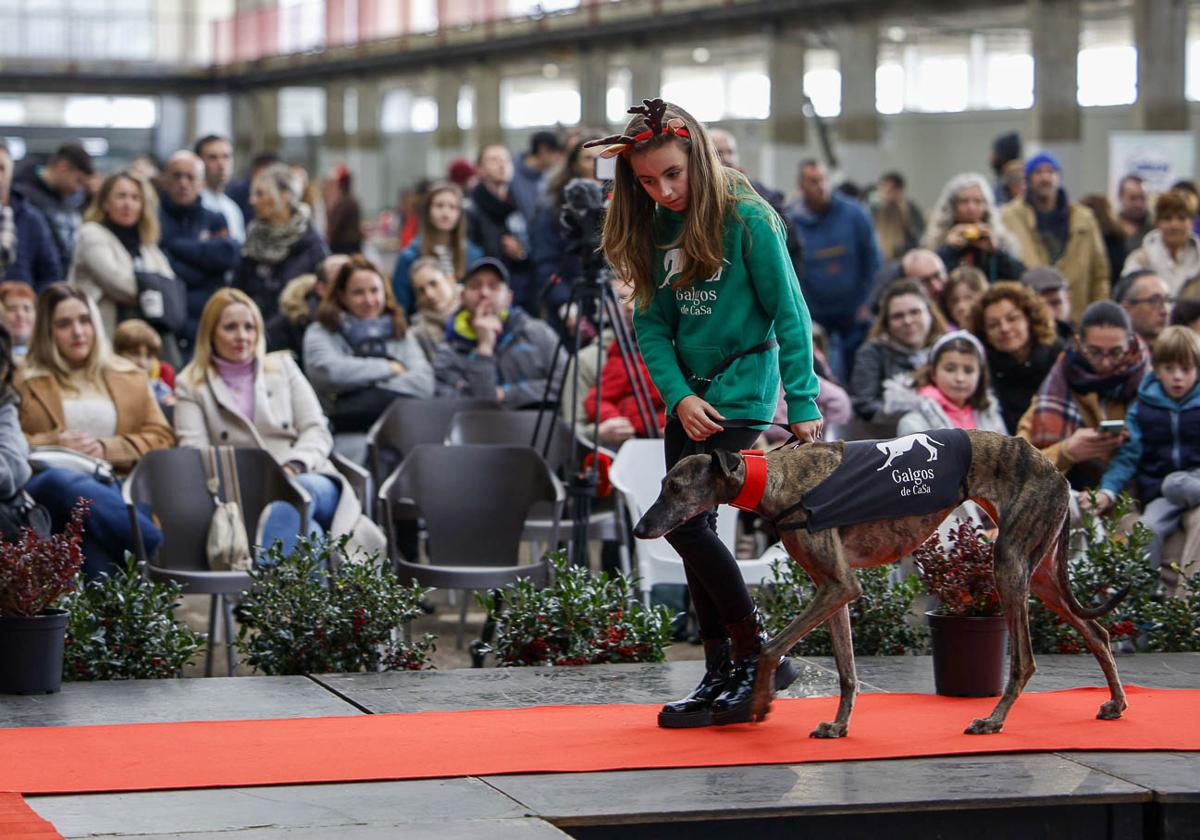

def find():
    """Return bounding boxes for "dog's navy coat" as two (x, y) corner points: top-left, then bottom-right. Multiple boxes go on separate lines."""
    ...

(802, 429), (972, 532)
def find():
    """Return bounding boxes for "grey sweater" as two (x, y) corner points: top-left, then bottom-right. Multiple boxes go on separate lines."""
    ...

(0, 400), (31, 499)
(302, 320), (435, 409)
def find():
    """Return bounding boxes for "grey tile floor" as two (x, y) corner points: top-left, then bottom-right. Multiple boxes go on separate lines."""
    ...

(5, 653), (1197, 839)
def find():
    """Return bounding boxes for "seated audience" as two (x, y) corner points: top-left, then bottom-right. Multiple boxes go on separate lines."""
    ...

(939, 265), (987, 329)
(236, 163), (328, 322)
(157, 150), (240, 355)
(1018, 301), (1148, 490)
(1123, 191), (1200, 298)
(391, 181), (482, 316)
(849, 279), (946, 430)
(407, 257), (461, 362)
(18, 284), (171, 578)
(113, 319), (175, 409)
(922, 173), (1025, 281)
(1085, 326), (1200, 571)
(0, 139), (62, 289)
(583, 335), (666, 441)
(265, 253), (349, 368)
(68, 170), (176, 349)
(1022, 265), (1075, 342)
(1114, 270), (1173, 345)
(434, 257), (563, 407)
(884, 329), (1006, 436)
(0, 281), (35, 358)
(175, 288), (383, 558)
(303, 255), (433, 433)
(970, 281), (1063, 433)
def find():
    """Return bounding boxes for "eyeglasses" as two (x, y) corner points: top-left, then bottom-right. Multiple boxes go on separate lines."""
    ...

(1128, 295), (1176, 309)
(1081, 343), (1130, 363)
(909, 272), (945, 286)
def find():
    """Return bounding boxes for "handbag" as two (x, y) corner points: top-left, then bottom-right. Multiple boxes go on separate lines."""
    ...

(202, 446), (252, 572)
(29, 446), (115, 484)
(0, 490), (52, 542)
(133, 270), (187, 336)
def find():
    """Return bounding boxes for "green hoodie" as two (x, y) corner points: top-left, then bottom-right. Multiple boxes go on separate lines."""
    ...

(633, 195), (820, 425)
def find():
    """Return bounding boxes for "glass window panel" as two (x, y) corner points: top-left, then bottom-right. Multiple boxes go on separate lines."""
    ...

(1077, 45), (1137, 106)
(607, 67), (631, 124)
(63, 96), (111, 127)
(195, 94), (232, 139)
(344, 88), (359, 135)
(411, 96), (438, 132)
(278, 87), (326, 137)
(0, 99), (26, 126)
(726, 71), (769, 119)
(662, 67), (725, 122)
(876, 62), (904, 115)
(911, 56), (968, 112)
(803, 69), (840, 118)
(458, 85), (475, 130)
(109, 97), (156, 129)
(1187, 38), (1200, 101)
(985, 53), (1033, 110)
(381, 90), (410, 133)
(501, 77), (580, 128)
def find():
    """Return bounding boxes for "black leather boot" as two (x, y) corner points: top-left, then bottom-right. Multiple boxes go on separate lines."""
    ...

(657, 638), (730, 729)
(710, 610), (800, 725)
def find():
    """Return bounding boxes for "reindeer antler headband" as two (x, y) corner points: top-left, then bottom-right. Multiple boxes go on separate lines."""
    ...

(583, 98), (690, 159)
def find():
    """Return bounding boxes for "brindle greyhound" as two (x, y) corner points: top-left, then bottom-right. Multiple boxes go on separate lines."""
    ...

(633, 429), (1127, 737)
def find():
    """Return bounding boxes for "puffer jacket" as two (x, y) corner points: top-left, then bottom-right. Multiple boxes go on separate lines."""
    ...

(883, 374), (1008, 436)
(849, 336), (930, 425)
(1099, 373), (1200, 503)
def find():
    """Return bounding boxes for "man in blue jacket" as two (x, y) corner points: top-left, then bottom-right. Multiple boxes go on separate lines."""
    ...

(158, 151), (240, 357)
(787, 159), (882, 382)
(0, 140), (62, 290)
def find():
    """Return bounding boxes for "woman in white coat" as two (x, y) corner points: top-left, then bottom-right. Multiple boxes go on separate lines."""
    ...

(68, 170), (176, 355)
(174, 287), (383, 559)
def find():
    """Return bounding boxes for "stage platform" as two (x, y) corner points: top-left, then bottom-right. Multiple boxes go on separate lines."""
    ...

(4, 654), (1199, 839)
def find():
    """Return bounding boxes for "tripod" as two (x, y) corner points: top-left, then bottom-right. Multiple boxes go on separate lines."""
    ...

(534, 252), (659, 569)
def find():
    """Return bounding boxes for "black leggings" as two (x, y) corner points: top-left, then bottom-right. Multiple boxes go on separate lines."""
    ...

(663, 419), (760, 639)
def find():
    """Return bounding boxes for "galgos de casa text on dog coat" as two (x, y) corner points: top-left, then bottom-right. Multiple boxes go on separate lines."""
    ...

(800, 429), (972, 531)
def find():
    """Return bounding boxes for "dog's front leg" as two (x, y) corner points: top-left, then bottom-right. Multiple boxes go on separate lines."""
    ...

(750, 531), (862, 724)
(811, 603), (857, 738)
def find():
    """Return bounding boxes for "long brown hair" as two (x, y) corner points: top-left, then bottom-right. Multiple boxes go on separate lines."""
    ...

(869, 279), (947, 344)
(968, 281), (1057, 348)
(417, 181), (469, 279)
(316, 255), (407, 336)
(26, 283), (121, 390)
(599, 100), (770, 310)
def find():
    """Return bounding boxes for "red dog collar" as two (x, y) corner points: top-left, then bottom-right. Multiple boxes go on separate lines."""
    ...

(729, 450), (767, 512)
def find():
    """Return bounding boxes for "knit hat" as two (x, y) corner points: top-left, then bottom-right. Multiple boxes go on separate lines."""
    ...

(992, 132), (1022, 167)
(1024, 151), (1062, 180)
(447, 158), (476, 187)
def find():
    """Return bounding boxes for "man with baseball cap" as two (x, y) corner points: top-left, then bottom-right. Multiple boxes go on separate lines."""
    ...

(433, 257), (564, 408)
(1021, 265), (1075, 342)
(1001, 151), (1109, 323)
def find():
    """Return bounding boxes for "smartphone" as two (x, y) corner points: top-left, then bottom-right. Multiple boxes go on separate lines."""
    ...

(1098, 419), (1126, 435)
(594, 155), (616, 181)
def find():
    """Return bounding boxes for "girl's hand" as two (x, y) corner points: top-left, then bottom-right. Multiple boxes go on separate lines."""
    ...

(790, 419), (824, 444)
(676, 395), (725, 441)
(1078, 490), (1113, 513)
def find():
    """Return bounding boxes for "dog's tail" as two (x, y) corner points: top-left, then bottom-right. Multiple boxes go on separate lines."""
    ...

(1054, 512), (1130, 620)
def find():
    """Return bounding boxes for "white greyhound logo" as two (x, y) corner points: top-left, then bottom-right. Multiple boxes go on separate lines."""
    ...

(875, 433), (945, 470)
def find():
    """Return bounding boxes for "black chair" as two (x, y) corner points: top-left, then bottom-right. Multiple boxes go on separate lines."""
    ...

(447, 410), (630, 573)
(122, 448), (309, 676)
(378, 444), (563, 647)
(364, 397), (498, 502)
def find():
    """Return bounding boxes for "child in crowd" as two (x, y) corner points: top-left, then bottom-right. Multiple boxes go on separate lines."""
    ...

(1086, 326), (1200, 569)
(885, 329), (1007, 435)
(113, 319), (176, 408)
(0, 282), (35, 359)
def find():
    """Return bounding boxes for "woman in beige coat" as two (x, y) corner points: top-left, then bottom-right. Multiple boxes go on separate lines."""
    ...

(174, 287), (383, 560)
(68, 170), (175, 353)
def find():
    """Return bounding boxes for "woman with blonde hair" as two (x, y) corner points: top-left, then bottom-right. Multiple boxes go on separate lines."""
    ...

(175, 287), (383, 558)
(235, 162), (328, 323)
(68, 170), (176, 349)
(922, 172), (1025, 281)
(19, 283), (173, 577)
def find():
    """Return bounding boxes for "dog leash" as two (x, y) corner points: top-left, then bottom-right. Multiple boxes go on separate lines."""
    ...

(676, 339), (778, 398)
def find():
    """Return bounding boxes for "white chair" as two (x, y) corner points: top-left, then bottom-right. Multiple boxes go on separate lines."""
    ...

(609, 438), (776, 605)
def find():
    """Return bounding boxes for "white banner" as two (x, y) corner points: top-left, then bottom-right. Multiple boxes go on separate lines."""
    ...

(1108, 132), (1196, 198)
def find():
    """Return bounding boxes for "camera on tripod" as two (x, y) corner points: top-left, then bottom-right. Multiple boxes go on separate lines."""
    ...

(559, 178), (608, 263)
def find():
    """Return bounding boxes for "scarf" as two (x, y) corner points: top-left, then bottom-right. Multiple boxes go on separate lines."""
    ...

(0, 205), (14, 273)
(919, 383), (976, 430)
(1028, 337), (1148, 449)
(242, 203), (310, 265)
(338, 313), (395, 359)
(447, 306), (510, 346)
(1029, 189), (1070, 263)
(104, 220), (141, 258)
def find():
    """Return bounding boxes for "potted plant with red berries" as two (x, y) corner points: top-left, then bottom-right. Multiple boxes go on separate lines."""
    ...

(912, 517), (1006, 697)
(0, 498), (89, 694)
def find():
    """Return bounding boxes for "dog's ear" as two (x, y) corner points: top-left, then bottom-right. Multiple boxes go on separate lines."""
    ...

(711, 449), (742, 480)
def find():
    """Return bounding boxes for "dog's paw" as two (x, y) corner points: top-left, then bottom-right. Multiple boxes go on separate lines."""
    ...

(1097, 700), (1126, 720)
(809, 721), (847, 739)
(750, 661), (777, 723)
(964, 717), (1004, 735)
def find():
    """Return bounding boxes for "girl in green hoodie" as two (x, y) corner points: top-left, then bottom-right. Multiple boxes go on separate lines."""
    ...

(588, 99), (821, 729)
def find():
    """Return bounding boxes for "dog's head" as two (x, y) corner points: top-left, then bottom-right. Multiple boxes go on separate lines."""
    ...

(633, 450), (745, 539)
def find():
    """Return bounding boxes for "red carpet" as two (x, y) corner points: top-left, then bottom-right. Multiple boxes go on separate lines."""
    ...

(1, 686), (1197, 795)
(0, 793), (62, 838)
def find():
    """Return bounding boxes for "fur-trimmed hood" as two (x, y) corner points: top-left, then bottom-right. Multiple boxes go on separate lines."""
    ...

(278, 273), (318, 325)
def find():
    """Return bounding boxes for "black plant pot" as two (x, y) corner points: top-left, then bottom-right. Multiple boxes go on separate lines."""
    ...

(0, 608), (68, 694)
(927, 611), (1007, 698)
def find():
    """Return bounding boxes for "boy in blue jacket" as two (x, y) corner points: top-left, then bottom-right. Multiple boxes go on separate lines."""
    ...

(1086, 326), (1200, 569)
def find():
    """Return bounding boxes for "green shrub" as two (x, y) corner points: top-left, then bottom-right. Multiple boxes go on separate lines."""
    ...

(478, 551), (674, 666)
(62, 554), (205, 680)
(236, 536), (435, 675)
(759, 557), (927, 656)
